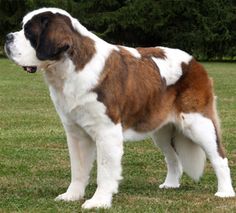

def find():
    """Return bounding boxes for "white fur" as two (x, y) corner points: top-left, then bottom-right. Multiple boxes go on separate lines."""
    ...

(82, 123), (123, 209)
(174, 131), (206, 181)
(179, 113), (235, 197)
(152, 125), (183, 188)
(121, 46), (141, 58)
(152, 47), (192, 85)
(23, 7), (73, 26)
(123, 128), (149, 141)
(55, 124), (96, 201)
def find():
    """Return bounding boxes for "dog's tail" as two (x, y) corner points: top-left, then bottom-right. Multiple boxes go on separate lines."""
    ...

(174, 131), (206, 181)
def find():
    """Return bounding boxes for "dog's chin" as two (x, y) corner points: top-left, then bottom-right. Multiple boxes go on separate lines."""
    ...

(4, 51), (38, 74)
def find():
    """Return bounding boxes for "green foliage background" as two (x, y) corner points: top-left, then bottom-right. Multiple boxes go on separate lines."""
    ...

(0, 0), (235, 60)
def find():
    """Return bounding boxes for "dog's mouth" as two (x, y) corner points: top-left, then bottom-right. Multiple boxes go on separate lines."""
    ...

(22, 66), (37, 73)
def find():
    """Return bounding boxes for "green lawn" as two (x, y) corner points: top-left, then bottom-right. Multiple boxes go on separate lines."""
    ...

(0, 59), (235, 212)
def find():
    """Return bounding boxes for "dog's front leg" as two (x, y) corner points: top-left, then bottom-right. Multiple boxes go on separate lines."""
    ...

(55, 124), (96, 201)
(82, 124), (124, 209)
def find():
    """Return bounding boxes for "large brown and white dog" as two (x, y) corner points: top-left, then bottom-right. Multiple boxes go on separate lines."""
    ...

(5, 8), (235, 209)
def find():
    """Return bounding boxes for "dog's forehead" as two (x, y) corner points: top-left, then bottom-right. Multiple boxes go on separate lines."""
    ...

(22, 7), (72, 27)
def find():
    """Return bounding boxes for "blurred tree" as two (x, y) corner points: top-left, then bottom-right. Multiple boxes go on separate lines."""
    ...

(0, 0), (235, 60)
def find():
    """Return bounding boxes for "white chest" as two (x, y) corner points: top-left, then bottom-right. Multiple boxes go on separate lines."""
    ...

(49, 83), (105, 121)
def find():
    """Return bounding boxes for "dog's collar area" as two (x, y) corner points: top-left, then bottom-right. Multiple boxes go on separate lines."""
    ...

(22, 66), (37, 73)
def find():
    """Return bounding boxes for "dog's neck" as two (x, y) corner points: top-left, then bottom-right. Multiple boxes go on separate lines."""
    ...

(42, 20), (118, 96)
(42, 58), (74, 92)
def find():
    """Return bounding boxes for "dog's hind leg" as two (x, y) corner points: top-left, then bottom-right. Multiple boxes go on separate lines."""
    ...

(180, 113), (235, 197)
(152, 124), (183, 189)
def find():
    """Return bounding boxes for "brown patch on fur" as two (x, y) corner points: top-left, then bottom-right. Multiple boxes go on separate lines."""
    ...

(172, 59), (213, 114)
(137, 47), (166, 59)
(94, 47), (172, 132)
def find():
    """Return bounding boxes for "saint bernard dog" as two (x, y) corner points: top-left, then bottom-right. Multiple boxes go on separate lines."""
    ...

(4, 8), (235, 209)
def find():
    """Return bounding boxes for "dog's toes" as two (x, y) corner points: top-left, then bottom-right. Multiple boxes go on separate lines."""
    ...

(55, 192), (82, 202)
(55, 181), (85, 202)
(159, 182), (180, 189)
(82, 198), (111, 209)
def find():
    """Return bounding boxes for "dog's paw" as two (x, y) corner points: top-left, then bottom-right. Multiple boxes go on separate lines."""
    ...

(55, 181), (85, 202)
(55, 191), (83, 202)
(215, 191), (235, 198)
(82, 197), (111, 209)
(159, 182), (180, 189)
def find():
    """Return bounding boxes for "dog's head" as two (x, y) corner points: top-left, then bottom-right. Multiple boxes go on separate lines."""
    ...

(4, 8), (75, 73)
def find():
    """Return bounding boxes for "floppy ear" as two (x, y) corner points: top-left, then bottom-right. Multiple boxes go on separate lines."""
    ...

(36, 34), (71, 61)
(35, 13), (73, 61)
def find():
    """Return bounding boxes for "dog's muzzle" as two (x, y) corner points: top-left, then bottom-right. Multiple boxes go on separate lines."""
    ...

(4, 33), (38, 73)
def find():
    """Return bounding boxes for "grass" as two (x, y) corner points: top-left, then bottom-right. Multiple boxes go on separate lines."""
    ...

(0, 59), (236, 212)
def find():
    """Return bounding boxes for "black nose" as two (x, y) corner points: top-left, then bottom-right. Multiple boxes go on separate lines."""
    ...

(6, 33), (14, 44)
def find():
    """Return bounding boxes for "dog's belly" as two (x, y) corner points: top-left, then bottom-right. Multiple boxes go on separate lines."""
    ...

(123, 128), (150, 141)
